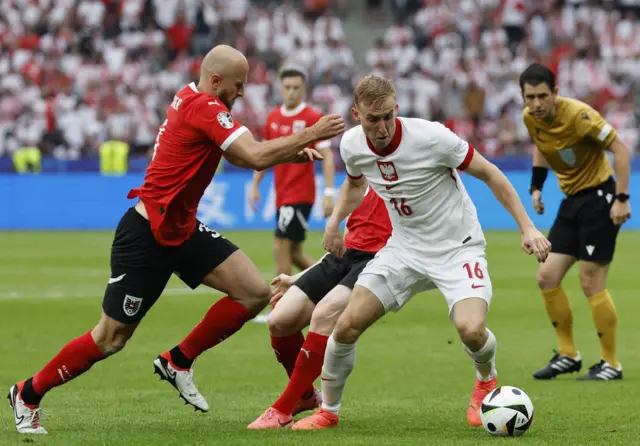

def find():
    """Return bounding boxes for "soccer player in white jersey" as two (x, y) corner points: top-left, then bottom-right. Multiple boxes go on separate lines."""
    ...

(292, 75), (551, 430)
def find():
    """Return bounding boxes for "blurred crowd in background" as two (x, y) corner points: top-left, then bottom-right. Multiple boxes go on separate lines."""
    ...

(1, 0), (638, 169)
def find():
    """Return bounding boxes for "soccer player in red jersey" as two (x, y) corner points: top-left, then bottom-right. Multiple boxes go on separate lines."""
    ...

(248, 69), (336, 313)
(247, 187), (392, 429)
(8, 45), (344, 435)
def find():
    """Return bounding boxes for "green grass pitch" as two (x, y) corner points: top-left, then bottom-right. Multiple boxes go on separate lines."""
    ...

(0, 231), (639, 445)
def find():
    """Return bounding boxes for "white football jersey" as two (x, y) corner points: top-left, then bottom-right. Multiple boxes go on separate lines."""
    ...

(340, 117), (485, 257)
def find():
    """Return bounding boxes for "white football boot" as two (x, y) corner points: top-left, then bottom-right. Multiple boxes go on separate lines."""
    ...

(8, 383), (47, 434)
(153, 353), (209, 412)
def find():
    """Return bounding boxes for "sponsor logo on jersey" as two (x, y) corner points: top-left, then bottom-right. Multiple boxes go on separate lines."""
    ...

(377, 161), (399, 181)
(217, 111), (234, 129)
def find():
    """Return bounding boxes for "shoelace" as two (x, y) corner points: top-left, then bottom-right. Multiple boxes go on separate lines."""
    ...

(24, 406), (46, 429)
(184, 369), (197, 389)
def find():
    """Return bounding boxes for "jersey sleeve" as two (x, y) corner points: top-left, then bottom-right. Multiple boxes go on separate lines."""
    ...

(339, 137), (362, 179)
(436, 123), (475, 170)
(574, 106), (617, 149)
(188, 99), (248, 151)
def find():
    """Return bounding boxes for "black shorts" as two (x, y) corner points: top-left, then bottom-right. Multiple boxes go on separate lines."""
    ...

(294, 248), (376, 304)
(102, 207), (239, 323)
(548, 177), (620, 263)
(275, 203), (312, 242)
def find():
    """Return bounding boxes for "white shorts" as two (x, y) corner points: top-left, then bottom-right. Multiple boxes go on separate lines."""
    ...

(355, 242), (493, 316)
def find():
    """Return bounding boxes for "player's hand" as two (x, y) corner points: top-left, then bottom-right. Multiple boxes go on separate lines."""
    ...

(323, 221), (345, 258)
(322, 195), (334, 218)
(292, 147), (323, 163)
(248, 185), (261, 211)
(610, 200), (631, 226)
(312, 114), (345, 141)
(270, 273), (295, 307)
(532, 190), (545, 215)
(521, 226), (551, 263)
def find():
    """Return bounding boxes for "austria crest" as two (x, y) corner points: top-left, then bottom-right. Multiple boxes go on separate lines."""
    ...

(217, 111), (234, 129)
(558, 147), (576, 166)
(123, 295), (143, 317)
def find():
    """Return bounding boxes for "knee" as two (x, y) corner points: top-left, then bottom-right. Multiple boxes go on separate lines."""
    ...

(579, 268), (605, 297)
(310, 301), (344, 335)
(247, 280), (272, 313)
(291, 251), (304, 267)
(455, 319), (487, 351)
(332, 313), (363, 345)
(91, 323), (132, 357)
(267, 311), (296, 337)
(536, 266), (562, 290)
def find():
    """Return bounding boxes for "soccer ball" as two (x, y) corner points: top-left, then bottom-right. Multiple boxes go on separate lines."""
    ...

(480, 386), (534, 437)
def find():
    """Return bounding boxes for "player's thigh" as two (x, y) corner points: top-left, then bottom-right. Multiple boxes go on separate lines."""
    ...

(175, 220), (240, 290)
(200, 249), (271, 311)
(103, 207), (174, 325)
(577, 185), (620, 265)
(268, 285), (315, 336)
(548, 197), (580, 259)
(275, 203), (312, 243)
(294, 252), (348, 305)
(333, 284), (386, 344)
(355, 244), (430, 314)
(310, 284), (352, 335)
(426, 248), (493, 320)
(310, 251), (376, 334)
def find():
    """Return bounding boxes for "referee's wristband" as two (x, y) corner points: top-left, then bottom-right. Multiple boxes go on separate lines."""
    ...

(530, 166), (548, 194)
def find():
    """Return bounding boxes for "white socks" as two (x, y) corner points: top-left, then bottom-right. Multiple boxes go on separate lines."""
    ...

(463, 328), (497, 382)
(320, 335), (357, 414)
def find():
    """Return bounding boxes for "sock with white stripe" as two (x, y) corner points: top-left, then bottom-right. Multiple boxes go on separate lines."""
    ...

(320, 336), (356, 414)
(463, 328), (497, 382)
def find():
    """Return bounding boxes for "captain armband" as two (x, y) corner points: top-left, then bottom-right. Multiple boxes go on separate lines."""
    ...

(529, 166), (548, 194)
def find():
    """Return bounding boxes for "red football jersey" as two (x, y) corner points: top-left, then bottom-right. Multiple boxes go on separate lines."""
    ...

(128, 82), (247, 246)
(264, 103), (330, 208)
(344, 187), (392, 252)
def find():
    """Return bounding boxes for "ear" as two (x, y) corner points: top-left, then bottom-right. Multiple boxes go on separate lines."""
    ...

(210, 73), (223, 89)
(553, 85), (559, 96)
(351, 107), (359, 122)
(394, 103), (399, 113)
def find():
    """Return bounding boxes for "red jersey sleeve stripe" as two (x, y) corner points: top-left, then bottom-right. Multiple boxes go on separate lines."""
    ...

(457, 143), (474, 171)
(220, 126), (248, 151)
(347, 172), (363, 179)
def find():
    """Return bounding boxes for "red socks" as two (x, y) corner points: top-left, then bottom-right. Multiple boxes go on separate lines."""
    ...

(178, 297), (253, 361)
(272, 331), (328, 415)
(271, 332), (305, 377)
(26, 330), (105, 404)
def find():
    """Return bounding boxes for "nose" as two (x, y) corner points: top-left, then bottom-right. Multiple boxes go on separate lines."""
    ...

(376, 120), (387, 134)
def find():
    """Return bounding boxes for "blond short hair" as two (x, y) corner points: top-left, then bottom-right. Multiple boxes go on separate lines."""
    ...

(353, 75), (396, 109)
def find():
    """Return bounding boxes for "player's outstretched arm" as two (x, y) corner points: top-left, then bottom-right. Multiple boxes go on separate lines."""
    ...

(607, 136), (632, 226)
(323, 175), (368, 257)
(465, 151), (551, 262)
(225, 115), (345, 171)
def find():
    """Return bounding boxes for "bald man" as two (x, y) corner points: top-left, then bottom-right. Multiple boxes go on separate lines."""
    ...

(8, 45), (345, 435)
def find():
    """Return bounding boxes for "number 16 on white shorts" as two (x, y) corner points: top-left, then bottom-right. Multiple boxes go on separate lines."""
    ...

(355, 243), (493, 315)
